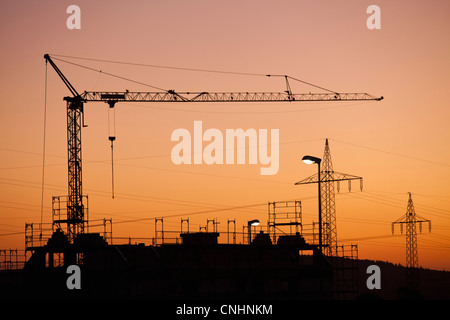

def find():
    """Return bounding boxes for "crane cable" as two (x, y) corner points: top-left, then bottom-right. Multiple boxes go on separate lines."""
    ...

(49, 54), (267, 77)
(40, 59), (48, 239)
(48, 54), (340, 94)
(108, 105), (116, 199)
(50, 56), (168, 92)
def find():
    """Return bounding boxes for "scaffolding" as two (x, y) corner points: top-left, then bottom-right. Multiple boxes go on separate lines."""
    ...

(154, 218), (164, 245)
(328, 244), (359, 299)
(25, 216), (112, 251)
(25, 222), (53, 250)
(268, 200), (302, 244)
(242, 223), (269, 245)
(52, 195), (89, 237)
(227, 219), (236, 244)
(19, 209), (360, 298)
(0, 249), (26, 271)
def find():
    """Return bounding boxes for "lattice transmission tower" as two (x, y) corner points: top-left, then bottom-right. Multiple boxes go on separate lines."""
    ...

(296, 139), (363, 256)
(392, 192), (431, 291)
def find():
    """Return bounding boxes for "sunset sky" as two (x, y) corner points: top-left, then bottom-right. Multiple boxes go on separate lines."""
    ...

(1, 0), (449, 271)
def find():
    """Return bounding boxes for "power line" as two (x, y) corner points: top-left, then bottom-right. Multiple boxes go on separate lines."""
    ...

(115, 163), (290, 185)
(0, 138), (323, 170)
(0, 177), (268, 214)
(330, 138), (450, 168)
(366, 192), (450, 220)
(112, 202), (267, 225)
(124, 100), (371, 114)
(0, 231), (25, 237)
(341, 191), (450, 221)
(0, 163), (65, 171)
(340, 234), (403, 242)
(0, 147), (64, 159)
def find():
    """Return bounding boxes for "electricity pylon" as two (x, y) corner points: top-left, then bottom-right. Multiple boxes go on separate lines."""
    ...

(392, 192), (431, 291)
(295, 139), (363, 256)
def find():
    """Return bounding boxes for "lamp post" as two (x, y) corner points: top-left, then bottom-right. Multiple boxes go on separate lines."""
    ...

(247, 219), (260, 244)
(302, 155), (324, 298)
(302, 155), (322, 254)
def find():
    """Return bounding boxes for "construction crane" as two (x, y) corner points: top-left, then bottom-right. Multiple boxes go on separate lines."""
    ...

(43, 54), (383, 244)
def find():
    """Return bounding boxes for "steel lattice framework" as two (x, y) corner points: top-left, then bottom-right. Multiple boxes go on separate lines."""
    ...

(65, 97), (85, 242)
(392, 193), (431, 291)
(295, 139), (363, 256)
(44, 54), (382, 244)
(81, 91), (382, 103)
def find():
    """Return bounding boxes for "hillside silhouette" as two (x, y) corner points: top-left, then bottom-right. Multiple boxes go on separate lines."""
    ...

(355, 259), (450, 300)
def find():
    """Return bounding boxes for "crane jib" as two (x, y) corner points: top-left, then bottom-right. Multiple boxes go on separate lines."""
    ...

(81, 91), (383, 103)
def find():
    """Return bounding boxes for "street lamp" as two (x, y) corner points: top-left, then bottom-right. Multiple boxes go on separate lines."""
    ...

(302, 155), (322, 254)
(302, 155), (321, 165)
(247, 219), (260, 244)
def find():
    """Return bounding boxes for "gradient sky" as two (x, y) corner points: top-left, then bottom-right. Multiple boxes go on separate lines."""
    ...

(1, 0), (449, 271)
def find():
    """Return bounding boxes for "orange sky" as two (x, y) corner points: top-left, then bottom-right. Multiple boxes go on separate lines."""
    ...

(1, 0), (449, 271)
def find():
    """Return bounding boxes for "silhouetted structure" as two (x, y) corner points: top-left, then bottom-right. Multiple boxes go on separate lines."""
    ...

(392, 193), (431, 291)
(0, 56), (383, 300)
(0, 197), (363, 300)
(42, 54), (381, 245)
(11, 228), (336, 299)
(295, 139), (363, 256)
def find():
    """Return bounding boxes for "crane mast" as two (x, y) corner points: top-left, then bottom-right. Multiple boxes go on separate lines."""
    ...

(62, 96), (85, 243)
(43, 54), (383, 243)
